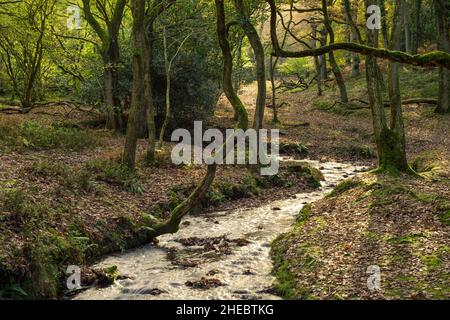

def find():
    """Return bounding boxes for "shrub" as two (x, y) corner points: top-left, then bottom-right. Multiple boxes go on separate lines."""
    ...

(0, 120), (100, 151)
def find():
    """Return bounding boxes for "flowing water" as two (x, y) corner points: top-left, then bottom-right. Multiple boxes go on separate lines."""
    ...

(75, 160), (366, 300)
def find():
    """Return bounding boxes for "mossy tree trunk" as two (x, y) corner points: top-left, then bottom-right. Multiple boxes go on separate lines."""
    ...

(123, 0), (146, 170)
(434, 0), (450, 113)
(319, 26), (328, 81)
(411, 0), (422, 54)
(144, 31), (157, 163)
(342, 0), (361, 78)
(215, 0), (248, 130)
(233, 0), (266, 131)
(269, 55), (280, 122)
(311, 24), (323, 96)
(82, 0), (127, 132)
(386, 0), (410, 172)
(365, 0), (410, 174)
(322, 0), (348, 103)
(123, 0), (175, 168)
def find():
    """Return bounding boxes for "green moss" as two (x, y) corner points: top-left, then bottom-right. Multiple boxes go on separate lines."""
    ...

(411, 150), (441, 173)
(287, 162), (324, 188)
(327, 178), (361, 197)
(420, 246), (449, 272)
(387, 233), (425, 245)
(412, 192), (440, 203)
(270, 234), (302, 299)
(296, 204), (312, 224)
(339, 143), (376, 159)
(438, 209), (450, 226)
(297, 244), (323, 270)
(279, 142), (309, 156)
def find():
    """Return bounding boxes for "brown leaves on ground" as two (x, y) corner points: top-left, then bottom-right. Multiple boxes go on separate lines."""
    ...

(273, 172), (450, 300)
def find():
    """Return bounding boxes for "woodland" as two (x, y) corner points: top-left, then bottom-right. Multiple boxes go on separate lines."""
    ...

(0, 0), (449, 300)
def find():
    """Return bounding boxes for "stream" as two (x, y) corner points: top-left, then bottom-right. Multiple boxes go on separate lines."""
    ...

(75, 160), (366, 300)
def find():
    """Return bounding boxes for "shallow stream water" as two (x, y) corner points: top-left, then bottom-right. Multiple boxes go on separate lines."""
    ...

(75, 160), (366, 300)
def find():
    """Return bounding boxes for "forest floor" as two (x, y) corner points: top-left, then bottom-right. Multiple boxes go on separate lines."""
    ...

(258, 67), (449, 300)
(0, 67), (448, 299)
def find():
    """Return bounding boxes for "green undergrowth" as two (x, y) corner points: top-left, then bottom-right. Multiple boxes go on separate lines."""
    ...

(0, 184), (161, 299)
(85, 158), (144, 194)
(0, 120), (100, 151)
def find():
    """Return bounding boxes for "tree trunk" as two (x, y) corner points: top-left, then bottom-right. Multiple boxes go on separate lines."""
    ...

(411, 0), (422, 54)
(345, 25), (352, 66)
(342, 0), (361, 78)
(387, 0), (409, 172)
(103, 65), (117, 131)
(364, 0), (410, 173)
(234, 0), (266, 131)
(269, 55), (279, 122)
(215, 0), (248, 130)
(150, 164), (217, 236)
(123, 0), (146, 170)
(145, 24), (156, 162)
(434, 0), (450, 113)
(403, 1), (411, 53)
(311, 24), (323, 95)
(319, 26), (328, 80)
(159, 27), (171, 150)
(322, 0), (348, 103)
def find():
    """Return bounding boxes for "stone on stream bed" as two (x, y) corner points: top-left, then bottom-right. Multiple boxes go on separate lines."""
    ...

(185, 277), (226, 289)
(175, 236), (251, 249)
(121, 287), (168, 296)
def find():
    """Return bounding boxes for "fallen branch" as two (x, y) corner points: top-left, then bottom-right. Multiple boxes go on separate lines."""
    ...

(266, 0), (450, 70)
(350, 98), (438, 108)
(0, 100), (100, 115)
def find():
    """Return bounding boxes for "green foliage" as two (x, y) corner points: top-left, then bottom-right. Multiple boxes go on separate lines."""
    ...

(0, 121), (99, 151)
(278, 58), (313, 76)
(86, 158), (143, 194)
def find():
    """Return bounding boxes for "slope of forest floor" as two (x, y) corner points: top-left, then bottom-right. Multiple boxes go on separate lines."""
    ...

(271, 166), (450, 299)
(261, 67), (449, 300)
